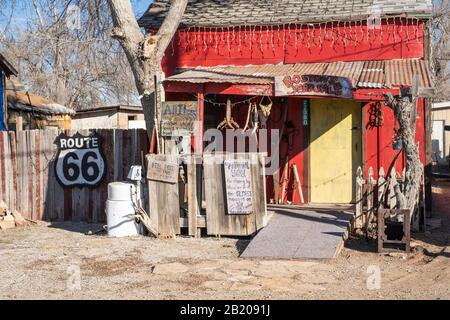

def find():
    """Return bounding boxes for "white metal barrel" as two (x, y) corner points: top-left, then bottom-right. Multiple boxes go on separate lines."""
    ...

(106, 182), (141, 237)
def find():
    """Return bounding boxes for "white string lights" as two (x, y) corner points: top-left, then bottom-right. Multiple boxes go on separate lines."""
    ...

(168, 17), (422, 56)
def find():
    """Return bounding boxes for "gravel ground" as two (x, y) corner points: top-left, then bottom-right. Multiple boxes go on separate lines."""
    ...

(0, 181), (449, 300)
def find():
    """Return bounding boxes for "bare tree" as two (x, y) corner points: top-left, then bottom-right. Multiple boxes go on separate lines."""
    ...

(106, 0), (188, 141)
(384, 91), (423, 211)
(0, 0), (138, 110)
(430, 0), (450, 100)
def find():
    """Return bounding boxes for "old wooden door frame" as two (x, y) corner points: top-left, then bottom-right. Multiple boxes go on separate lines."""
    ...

(309, 98), (363, 203)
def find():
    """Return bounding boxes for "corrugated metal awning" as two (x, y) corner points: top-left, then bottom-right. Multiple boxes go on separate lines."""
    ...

(165, 69), (273, 84)
(166, 59), (432, 89)
(385, 59), (432, 88)
(358, 61), (386, 88)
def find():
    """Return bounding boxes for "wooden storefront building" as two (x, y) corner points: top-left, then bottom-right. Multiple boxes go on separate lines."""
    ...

(139, 0), (433, 206)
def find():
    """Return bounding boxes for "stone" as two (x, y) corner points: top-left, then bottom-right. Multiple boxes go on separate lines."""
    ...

(0, 201), (7, 216)
(152, 262), (189, 275)
(0, 219), (15, 230)
(387, 252), (408, 259)
(229, 282), (261, 291)
(257, 277), (295, 292)
(201, 280), (230, 290)
(11, 211), (27, 227)
(228, 275), (257, 282)
(3, 214), (15, 222)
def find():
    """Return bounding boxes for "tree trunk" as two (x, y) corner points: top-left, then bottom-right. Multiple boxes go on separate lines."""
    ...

(107, 0), (188, 143)
(384, 93), (424, 210)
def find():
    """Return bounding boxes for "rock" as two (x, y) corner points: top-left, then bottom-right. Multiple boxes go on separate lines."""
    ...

(3, 213), (15, 222)
(0, 201), (7, 216)
(11, 211), (27, 227)
(201, 280), (230, 290)
(387, 252), (407, 259)
(152, 262), (189, 275)
(0, 219), (15, 230)
(230, 282), (261, 291)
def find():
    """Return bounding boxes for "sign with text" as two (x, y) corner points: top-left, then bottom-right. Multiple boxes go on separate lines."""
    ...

(54, 132), (106, 188)
(161, 101), (198, 137)
(224, 159), (253, 215)
(147, 156), (179, 184)
(275, 74), (353, 99)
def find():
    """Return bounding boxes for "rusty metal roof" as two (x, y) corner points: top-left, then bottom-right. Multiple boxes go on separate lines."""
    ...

(166, 59), (431, 89)
(323, 61), (364, 86)
(358, 60), (386, 88)
(385, 59), (432, 88)
(166, 69), (273, 84)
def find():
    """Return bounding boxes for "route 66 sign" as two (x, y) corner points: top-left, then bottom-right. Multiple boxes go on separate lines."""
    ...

(54, 132), (106, 188)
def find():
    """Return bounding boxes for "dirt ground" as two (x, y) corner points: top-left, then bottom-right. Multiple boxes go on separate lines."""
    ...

(0, 181), (449, 300)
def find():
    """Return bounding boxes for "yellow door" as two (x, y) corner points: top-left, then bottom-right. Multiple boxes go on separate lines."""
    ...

(310, 99), (362, 203)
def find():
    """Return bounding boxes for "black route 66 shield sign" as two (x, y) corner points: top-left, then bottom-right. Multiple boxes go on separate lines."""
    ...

(54, 132), (106, 188)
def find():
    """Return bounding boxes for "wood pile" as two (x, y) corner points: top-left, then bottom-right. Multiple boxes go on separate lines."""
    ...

(0, 200), (29, 229)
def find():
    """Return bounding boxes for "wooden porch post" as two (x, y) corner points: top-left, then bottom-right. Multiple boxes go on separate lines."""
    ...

(196, 90), (205, 154)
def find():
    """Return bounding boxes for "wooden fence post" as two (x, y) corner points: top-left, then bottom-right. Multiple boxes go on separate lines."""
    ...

(365, 167), (375, 233)
(355, 166), (365, 231)
(378, 167), (386, 205)
(188, 155), (201, 238)
(388, 167), (397, 209)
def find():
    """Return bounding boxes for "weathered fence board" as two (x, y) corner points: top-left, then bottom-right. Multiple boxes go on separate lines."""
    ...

(147, 154), (180, 238)
(204, 153), (267, 237)
(0, 129), (148, 223)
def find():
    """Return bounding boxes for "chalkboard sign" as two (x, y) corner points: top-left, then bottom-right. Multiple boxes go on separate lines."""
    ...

(161, 101), (198, 137)
(224, 159), (253, 215)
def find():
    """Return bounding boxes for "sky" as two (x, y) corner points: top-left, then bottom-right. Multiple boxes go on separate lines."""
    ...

(0, 0), (153, 35)
(132, 0), (153, 18)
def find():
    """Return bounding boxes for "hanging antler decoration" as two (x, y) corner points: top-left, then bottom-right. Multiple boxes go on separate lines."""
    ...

(217, 99), (240, 130)
(258, 96), (273, 130)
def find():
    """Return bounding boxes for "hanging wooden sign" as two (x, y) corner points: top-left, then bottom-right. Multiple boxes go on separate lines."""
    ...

(54, 132), (106, 188)
(224, 159), (253, 215)
(161, 101), (198, 137)
(147, 156), (179, 184)
(275, 74), (353, 99)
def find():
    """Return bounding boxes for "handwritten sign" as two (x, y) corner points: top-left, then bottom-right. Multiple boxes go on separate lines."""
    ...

(161, 101), (198, 136)
(224, 159), (253, 215)
(147, 157), (179, 184)
(275, 74), (353, 99)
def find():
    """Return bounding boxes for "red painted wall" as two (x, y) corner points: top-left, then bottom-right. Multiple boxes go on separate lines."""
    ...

(161, 17), (428, 205)
(161, 18), (424, 73)
(363, 98), (426, 179)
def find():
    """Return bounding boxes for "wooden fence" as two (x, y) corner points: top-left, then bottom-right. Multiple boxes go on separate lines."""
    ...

(146, 152), (268, 238)
(0, 129), (149, 223)
(354, 166), (426, 234)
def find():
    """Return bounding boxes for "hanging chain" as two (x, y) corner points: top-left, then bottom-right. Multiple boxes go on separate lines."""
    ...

(26, 143), (58, 174)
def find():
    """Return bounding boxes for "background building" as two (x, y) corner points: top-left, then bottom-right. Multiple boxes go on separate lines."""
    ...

(0, 54), (18, 131)
(431, 101), (450, 167)
(71, 105), (145, 130)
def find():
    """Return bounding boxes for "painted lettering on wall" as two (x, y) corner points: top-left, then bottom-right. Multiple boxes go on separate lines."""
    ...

(275, 74), (353, 99)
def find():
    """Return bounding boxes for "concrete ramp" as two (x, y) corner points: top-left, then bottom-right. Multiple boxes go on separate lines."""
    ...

(241, 205), (354, 259)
